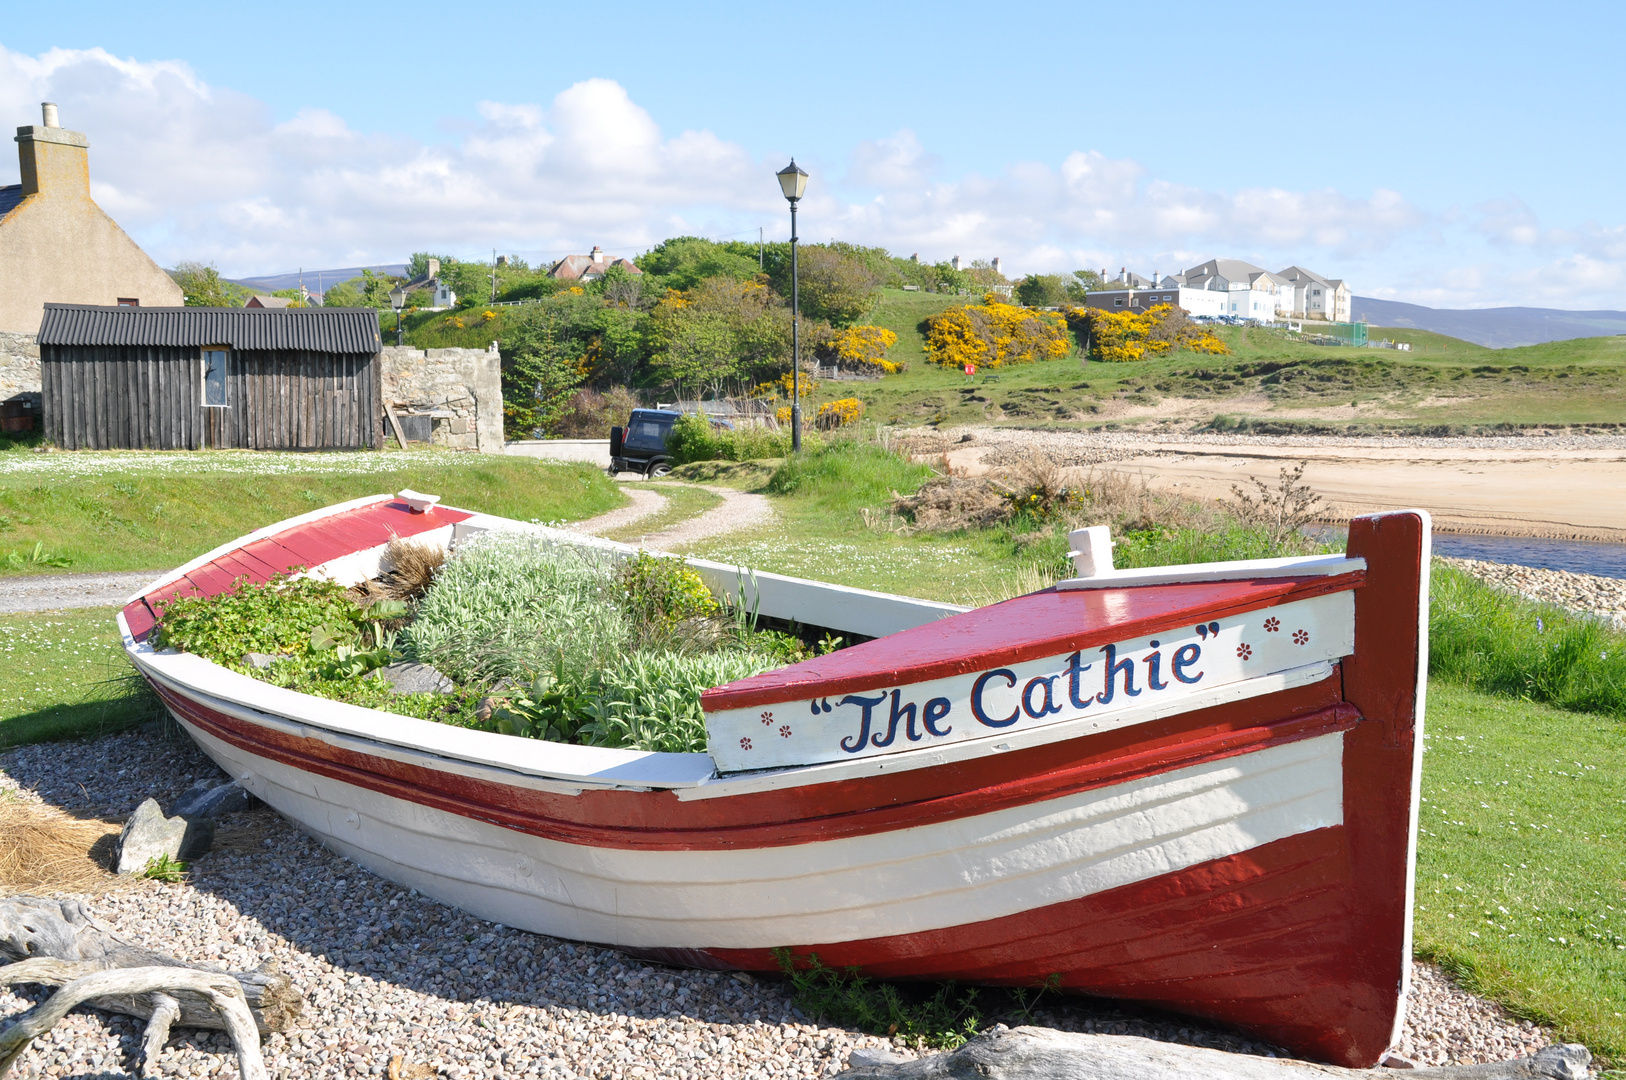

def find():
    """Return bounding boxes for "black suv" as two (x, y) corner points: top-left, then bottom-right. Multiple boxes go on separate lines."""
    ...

(609, 409), (681, 477)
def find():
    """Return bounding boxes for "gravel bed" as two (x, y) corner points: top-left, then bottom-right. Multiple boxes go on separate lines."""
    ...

(0, 728), (1567, 1078)
(1443, 557), (1626, 628)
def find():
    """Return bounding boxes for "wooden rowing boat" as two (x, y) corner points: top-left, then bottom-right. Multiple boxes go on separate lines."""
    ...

(118, 495), (1429, 1067)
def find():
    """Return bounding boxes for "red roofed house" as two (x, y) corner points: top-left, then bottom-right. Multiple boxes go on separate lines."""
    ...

(548, 246), (642, 283)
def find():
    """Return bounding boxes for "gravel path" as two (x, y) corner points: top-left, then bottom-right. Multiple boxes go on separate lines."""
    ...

(566, 487), (669, 537)
(1443, 557), (1626, 627)
(0, 571), (155, 615)
(639, 489), (774, 551)
(0, 727), (1568, 1079)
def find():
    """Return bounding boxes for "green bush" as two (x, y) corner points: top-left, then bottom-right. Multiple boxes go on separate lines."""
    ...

(1428, 564), (1626, 718)
(153, 573), (362, 664)
(666, 412), (794, 465)
(766, 439), (933, 513)
(405, 532), (628, 685)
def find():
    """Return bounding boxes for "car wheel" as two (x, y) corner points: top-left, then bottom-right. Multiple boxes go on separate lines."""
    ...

(647, 462), (672, 478)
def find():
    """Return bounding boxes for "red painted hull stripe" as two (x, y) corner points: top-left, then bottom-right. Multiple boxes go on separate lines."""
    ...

(150, 674), (1359, 851)
(703, 571), (1364, 712)
(685, 827), (1391, 1068)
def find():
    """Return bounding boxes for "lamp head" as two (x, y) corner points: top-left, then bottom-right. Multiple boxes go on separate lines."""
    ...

(389, 286), (407, 310)
(776, 159), (809, 202)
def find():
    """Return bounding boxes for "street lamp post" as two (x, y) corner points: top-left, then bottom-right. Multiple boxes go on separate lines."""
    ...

(776, 159), (809, 453)
(388, 285), (407, 346)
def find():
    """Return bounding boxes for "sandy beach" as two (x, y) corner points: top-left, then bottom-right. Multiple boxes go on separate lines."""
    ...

(946, 430), (1626, 543)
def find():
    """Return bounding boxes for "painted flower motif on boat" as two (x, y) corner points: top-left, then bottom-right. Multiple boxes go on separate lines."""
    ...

(1264, 617), (1280, 633)
(760, 710), (774, 726)
(1237, 643), (1253, 660)
(739, 737), (752, 750)
(779, 725), (793, 739)
(1294, 629), (1310, 645)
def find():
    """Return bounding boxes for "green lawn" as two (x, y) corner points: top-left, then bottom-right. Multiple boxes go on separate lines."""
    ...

(0, 451), (624, 576)
(0, 605), (160, 747)
(1416, 683), (1626, 1060)
(804, 290), (1626, 432)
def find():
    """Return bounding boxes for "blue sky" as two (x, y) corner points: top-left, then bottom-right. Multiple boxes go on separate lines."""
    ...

(2, 1), (1622, 308)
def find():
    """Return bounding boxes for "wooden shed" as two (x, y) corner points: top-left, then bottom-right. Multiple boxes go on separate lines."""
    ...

(38, 304), (385, 450)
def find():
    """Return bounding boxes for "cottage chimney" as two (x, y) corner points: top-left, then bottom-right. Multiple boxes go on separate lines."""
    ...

(425, 257), (440, 279)
(592, 246), (604, 264)
(15, 101), (90, 197)
(992, 256), (1002, 275)
(909, 253), (919, 263)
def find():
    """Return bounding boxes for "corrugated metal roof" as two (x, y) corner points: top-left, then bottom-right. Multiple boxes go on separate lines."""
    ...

(38, 304), (384, 353)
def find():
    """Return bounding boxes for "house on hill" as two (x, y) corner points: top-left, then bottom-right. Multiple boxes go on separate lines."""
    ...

(549, 246), (642, 282)
(399, 258), (456, 308)
(1276, 266), (1351, 322)
(0, 103), (182, 333)
(244, 294), (293, 309)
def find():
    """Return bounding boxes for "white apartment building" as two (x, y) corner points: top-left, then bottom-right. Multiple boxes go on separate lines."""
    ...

(1276, 266), (1351, 322)
(1083, 259), (1353, 322)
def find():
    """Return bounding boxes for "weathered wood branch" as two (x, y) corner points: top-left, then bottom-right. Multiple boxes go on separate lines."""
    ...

(842, 1026), (1591, 1080)
(0, 896), (301, 1035)
(0, 965), (267, 1080)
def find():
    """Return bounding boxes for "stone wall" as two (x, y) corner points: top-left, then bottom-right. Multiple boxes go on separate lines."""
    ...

(0, 331), (41, 411)
(379, 343), (504, 453)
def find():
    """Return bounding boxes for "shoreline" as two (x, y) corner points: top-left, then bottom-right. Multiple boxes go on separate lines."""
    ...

(925, 427), (1626, 544)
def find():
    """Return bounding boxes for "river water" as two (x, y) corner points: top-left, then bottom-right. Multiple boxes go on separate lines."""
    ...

(1310, 528), (1626, 580)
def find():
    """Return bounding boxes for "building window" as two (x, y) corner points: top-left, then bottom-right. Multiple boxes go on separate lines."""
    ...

(116, 298), (139, 307)
(1114, 298), (1124, 307)
(202, 348), (230, 408)
(1313, 289), (1322, 296)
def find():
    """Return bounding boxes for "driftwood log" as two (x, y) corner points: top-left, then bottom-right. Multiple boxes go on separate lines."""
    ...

(0, 896), (302, 1037)
(843, 1026), (1591, 1080)
(0, 965), (266, 1080)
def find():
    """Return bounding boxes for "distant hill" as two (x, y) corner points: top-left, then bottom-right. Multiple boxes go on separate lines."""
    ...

(1352, 296), (1626, 349)
(229, 265), (408, 294)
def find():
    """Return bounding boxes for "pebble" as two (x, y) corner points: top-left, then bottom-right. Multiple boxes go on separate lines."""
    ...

(1443, 557), (1626, 628)
(0, 727), (1567, 1078)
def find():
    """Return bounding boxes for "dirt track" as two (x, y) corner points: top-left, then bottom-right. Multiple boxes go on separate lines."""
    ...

(948, 430), (1626, 542)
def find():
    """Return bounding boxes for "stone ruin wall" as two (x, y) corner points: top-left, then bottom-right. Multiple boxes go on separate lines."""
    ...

(379, 343), (505, 453)
(0, 332), (42, 411)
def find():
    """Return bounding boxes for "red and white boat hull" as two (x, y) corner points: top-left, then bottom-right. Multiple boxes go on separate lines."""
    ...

(120, 498), (1429, 1067)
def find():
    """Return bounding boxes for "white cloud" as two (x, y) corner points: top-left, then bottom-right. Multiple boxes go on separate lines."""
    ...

(4, 42), (1626, 308)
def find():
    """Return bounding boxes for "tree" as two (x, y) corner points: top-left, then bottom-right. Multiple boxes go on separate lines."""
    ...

(636, 237), (761, 291)
(500, 306), (590, 438)
(1014, 274), (1072, 308)
(170, 262), (234, 307)
(1068, 270), (1107, 300)
(407, 252), (455, 281)
(357, 269), (401, 309)
(321, 280), (364, 308)
(781, 245), (882, 327)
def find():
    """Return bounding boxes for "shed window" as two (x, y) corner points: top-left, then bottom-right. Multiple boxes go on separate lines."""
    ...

(1114, 298), (1124, 307)
(116, 298), (139, 307)
(202, 348), (230, 408)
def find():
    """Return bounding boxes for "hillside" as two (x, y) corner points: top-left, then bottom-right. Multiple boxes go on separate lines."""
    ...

(807, 290), (1626, 434)
(1352, 297), (1626, 348)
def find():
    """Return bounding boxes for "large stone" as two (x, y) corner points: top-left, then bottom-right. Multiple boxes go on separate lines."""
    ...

(172, 779), (256, 820)
(379, 661), (453, 695)
(116, 798), (213, 873)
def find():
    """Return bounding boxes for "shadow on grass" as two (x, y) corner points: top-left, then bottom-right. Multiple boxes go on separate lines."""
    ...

(0, 667), (168, 749)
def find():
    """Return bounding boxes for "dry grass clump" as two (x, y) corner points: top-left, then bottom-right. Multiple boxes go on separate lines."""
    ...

(0, 798), (124, 895)
(348, 537), (447, 607)
(894, 454), (1209, 536)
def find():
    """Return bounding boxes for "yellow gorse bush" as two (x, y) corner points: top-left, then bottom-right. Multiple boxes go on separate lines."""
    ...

(750, 371), (821, 399)
(1065, 304), (1230, 362)
(815, 398), (865, 429)
(482, 310), (497, 322)
(829, 325), (902, 374)
(923, 296), (1071, 369)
